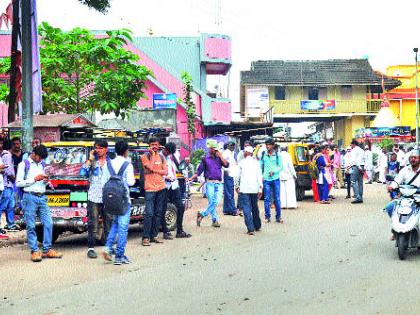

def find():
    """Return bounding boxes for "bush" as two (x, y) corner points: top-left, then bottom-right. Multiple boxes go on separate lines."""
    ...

(191, 148), (205, 168)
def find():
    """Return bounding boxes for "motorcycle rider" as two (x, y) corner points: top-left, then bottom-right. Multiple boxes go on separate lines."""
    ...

(384, 150), (420, 222)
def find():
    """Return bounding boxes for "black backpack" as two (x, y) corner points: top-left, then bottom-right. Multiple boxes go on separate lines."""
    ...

(103, 159), (130, 216)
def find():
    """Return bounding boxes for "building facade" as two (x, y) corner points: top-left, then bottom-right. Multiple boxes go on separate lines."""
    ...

(240, 59), (400, 146)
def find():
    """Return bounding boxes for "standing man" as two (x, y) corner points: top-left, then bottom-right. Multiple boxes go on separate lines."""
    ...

(393, 145), (406, 167)
(140, 137), (167, 246)
(364, 145), (374, 184)
(79, 139), (112, 259)
(260, 138), (283, 223)
(378, 148), (388, 184)
(222, 141), (238, 216)
(332, 145), (344, 189)
(16, 145), (63, 262)
(236, 146), (262, 235)
(189, 139), (229, 228)
(10, 137), (23, 174)
(0, 138), (18, 231)
(236, 140), (252, 216)
(349, 139), (365, 204)
(279, 147), (297, 209)
(343, 146), (353, 199)
(102, 141), (135, 265)
(162, 142), (191, 239)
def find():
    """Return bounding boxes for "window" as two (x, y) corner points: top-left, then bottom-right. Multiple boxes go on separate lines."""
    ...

(308, 87), (319, 100)
(274, 86), (285, 100)
(341, 85), (352, 100)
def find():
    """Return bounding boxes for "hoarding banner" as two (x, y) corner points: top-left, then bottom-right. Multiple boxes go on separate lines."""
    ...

(153, 93), (177, 110)
(301, 100), (336, 111)
(246, 87), (269, 117)
(355, 126), (411, 138)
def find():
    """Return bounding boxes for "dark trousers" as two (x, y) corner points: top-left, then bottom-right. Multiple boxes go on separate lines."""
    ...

(240, 193), (261, 232)
(87, 201), (112, 248)
(143, 189), (166, 239)
(165, 187), (185, 233)
(345, 173), (351, 197)
(223, 175), (236, 214)
(178, 178), (186, 201)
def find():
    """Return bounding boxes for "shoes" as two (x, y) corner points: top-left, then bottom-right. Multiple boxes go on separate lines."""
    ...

(87, 248), (97, 259)
(247, 231), (255, 235)
(351, 200), (363, 204)
(265, 218), (271, 223)
(196, 212), (203, 227)
(211, 221), (221, 228)
(42, 249), (63, 259)
(150, 237), (164, 244)
(176, 231), (192, 238)
(345, 196), (351, 199)
(366, 181), (372, 184)
(31, 251), (42, 262)
(102, 248), (113, 261)
(163, 232), (173, 240)
(114, 255), (130, 265)
(255, 228), (261, 232)
(320, 201), (331, 204)
(142, 238), (151, 246)
(276, 218), (284, 224)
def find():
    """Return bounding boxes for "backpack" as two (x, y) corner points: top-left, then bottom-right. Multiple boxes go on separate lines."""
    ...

(102, 159), (130, 216)
(308, 155), (320, 180)
(260, 150), (279, 173)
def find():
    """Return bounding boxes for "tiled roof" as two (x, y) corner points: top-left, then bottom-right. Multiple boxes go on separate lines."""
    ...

(8, 113), (95, 128)
(241, 59), (400, 90)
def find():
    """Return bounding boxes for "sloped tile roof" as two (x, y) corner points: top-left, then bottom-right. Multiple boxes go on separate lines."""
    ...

(8, 113), (95, 128)
(241, 59), (400, 90)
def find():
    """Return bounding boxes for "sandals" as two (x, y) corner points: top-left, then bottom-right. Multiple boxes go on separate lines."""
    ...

(142, 238), (151, 246)
(176, 231), (192, 238)
(150, 238), (164, 244)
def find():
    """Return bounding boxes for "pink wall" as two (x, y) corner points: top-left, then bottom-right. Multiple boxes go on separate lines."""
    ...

(211, 101), (231, 123)
(204, 37), (231, 60)
(137, 80), (162, 109)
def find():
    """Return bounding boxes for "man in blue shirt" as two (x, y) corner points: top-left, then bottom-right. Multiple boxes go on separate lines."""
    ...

(260, 138), (283, 223)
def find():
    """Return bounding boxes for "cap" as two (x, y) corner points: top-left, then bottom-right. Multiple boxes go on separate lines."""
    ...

(206, 139), (219, 151)
(410, 149), (420, 157)
(244, 146), (254, 154)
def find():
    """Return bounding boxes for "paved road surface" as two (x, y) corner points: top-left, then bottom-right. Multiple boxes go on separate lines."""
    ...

(1, 184), (420, 315)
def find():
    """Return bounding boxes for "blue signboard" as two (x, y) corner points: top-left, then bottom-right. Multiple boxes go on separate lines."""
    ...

(356, 126), (411, 138)
(152, 93), (177, 110)
(301, 100), (336, 111)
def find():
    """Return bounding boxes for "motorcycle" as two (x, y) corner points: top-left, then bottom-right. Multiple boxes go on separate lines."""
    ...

(387, 178), (420, 260)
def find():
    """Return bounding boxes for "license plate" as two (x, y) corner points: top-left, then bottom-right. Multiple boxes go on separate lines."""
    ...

(47, 195), (70, 207)
(131, 204), (145, 216)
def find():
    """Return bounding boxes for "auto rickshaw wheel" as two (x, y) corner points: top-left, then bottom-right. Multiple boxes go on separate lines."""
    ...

(296, 186), (305, 201)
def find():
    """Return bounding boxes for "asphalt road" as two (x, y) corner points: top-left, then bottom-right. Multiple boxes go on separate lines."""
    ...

(1, 183), (420, 315)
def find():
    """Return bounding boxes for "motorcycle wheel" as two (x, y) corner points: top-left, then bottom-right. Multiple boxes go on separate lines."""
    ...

(397, 234), (409, 260)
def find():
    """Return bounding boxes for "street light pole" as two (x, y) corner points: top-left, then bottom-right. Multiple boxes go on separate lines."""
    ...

(415, 48), (419, 149)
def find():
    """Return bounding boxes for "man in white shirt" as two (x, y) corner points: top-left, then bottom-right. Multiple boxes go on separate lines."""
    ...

(162, 142), (191, 239)
(222, 141), (238, 215)
(349, 139), (365, 204)
(16, 145), (63, 262)
(236, 146), (263, 235)
(102, 140), (135, 265)
(393, 145), (406, 167)
(364, 145), (374, 184)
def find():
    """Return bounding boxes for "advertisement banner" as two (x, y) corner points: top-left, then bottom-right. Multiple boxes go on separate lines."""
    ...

(246, 87), (269, 117)
(355, 126), (411, 138)
(153, 93), (177, 110)
(301, 100), (336, 111)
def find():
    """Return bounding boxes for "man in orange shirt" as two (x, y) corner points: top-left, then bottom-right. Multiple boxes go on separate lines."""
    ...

(140, 137), (168, 246)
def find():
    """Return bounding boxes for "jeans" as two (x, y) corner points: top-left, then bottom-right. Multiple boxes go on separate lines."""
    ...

(22, 193), (52, 253)
(201, 182), (223, 222)
(263, 179), (281, 220)
(166, 187), (185, 233)
(345, 173), (351, 197)
(143, 189), (166, 239)
(240, 193), (261, 232)
(351, 167), (364, 201)
(223, 175), (236, 214)
(105, 204), (131, 258)
(87, 201), (112, 249)
(0, 187), (15, 226)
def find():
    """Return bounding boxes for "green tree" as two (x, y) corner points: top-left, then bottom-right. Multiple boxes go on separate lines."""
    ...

(39, 22), (152, 118)
(0, 57), (10, 103)
(181, 71), (196, 135)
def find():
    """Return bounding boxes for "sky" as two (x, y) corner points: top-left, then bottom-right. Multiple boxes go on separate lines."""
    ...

(0, 0), (419, 132)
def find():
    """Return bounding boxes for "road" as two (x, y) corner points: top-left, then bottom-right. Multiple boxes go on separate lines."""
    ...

(1, 183), (420, 315)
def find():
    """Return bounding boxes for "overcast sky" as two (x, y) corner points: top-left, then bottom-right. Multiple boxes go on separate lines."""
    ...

(0, 0), (418, 126)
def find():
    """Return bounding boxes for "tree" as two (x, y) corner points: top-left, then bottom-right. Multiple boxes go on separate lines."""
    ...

(181, 71), (196, 135)
(78, 0), (111, 13)
(39, 22), (152, 118)
(0, 57), (10, 103)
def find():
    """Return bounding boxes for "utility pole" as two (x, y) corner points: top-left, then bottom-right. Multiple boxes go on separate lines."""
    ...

(21, 0), (33, 152)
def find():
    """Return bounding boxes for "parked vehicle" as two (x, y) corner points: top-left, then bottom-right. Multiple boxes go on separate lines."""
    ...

(15, 141), (177, 244)
(388, 180), (420, 260)
(287, 143), (312, 201)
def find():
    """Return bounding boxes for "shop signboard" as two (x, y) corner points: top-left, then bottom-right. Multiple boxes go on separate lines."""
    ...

(355, 126), (411, 138)
(246, 87), (269, 117)
(153, 93), (177, 110)
(301, 100), (336, 111)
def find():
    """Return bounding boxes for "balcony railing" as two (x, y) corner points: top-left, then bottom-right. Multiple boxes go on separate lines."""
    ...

(270, 99), (382, 115)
